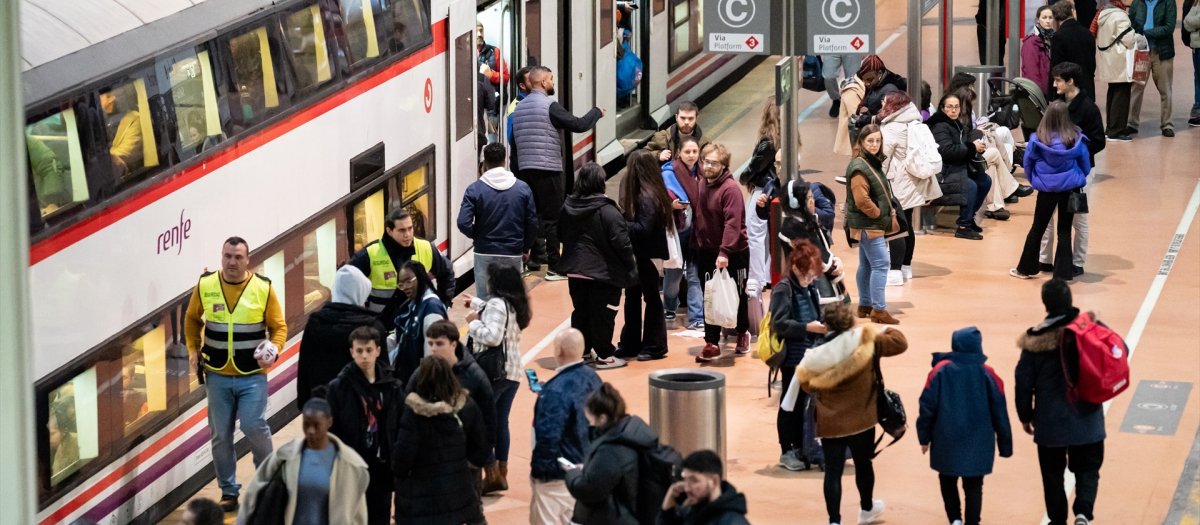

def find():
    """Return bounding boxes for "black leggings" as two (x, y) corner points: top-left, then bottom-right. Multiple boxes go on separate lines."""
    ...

(777, 365), (806, 454)
(888, 208), (916, 270)
(939, 474), (984, 525)
(823, 427), (877, 523)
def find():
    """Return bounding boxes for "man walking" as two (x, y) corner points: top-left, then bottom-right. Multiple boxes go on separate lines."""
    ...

(691, 143), (750, 362)
(823, 55), (864, 118)
(185, 237), (286, 512)
(644, 101), (710, 162)
(1128, 0), (1178, 137)
(349, 208), (455, 328)
(458, 143), (538, 296)
(512, 66), (604, 275)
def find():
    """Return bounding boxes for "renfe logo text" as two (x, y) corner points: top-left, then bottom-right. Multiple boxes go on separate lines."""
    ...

(158, 209), (192, 255)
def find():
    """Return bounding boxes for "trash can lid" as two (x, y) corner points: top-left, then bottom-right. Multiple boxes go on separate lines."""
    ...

(648, 369), (725, 391)
(953, 65), (1007, 74)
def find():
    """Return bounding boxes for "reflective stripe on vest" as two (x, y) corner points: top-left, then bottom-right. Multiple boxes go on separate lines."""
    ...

(198, 273), (271, 375)
(365, 238), (435, 313)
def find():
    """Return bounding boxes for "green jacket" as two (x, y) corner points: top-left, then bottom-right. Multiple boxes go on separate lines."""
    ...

(844, 156), (894, 232)
(1131, 0), (1177, 59)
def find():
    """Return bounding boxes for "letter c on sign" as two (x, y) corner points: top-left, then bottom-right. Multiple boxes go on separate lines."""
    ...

(822, 0), (860, 29)
(718, 0), (755, 29)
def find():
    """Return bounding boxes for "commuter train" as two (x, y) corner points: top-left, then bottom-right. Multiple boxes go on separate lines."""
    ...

(20, 0), (754, 523)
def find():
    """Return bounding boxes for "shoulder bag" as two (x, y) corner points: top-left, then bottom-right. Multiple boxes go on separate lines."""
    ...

(871, 344), (907, 457)
(1067, 188), (1089, 214)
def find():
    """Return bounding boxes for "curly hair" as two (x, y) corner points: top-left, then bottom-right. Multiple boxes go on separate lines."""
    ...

(788, 239), (823, 280)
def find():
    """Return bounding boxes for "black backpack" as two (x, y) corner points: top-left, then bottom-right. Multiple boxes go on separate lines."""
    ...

(633, 442), (683, 525)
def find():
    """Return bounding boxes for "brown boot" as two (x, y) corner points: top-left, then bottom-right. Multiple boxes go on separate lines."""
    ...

(499, 461), (509, 485)
(482, 463), (508, 494)
(870, 309), (900, 325)
(856, 305), (872, 318)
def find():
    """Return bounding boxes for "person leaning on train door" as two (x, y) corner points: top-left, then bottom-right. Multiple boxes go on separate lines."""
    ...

(349, 208), (456, 331)
(185, 236), (288, 514)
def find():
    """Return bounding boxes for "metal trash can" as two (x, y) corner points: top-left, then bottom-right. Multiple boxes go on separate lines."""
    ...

(953, 65), (1006, 121)
(648, 369), (726, 467)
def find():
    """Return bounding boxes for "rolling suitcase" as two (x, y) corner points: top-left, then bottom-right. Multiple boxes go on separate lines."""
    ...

(799, 393), (826, 471)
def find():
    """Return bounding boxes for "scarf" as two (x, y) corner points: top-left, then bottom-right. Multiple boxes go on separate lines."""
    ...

(1090, 1), (1127, 37)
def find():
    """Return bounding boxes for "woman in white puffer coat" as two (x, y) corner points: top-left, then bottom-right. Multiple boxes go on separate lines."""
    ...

(1095, 0), (1138, 140)
(879, 91), (941, 284)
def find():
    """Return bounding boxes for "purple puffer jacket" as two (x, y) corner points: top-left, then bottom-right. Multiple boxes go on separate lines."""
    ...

(1021, 33), (1052, 95)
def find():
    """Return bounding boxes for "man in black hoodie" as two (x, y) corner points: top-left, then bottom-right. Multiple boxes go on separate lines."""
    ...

(326, 326), (402, 525)
(296, 265), (386, 410)
(1050, 1), (1099, 100)
(659, 450), (751, 525)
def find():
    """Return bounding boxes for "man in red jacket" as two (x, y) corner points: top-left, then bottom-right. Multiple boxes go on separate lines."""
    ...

(691, 143), (750, 362)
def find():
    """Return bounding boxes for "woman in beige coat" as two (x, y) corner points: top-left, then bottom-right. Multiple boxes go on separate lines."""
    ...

(834, 76), (866, 157)
(1096, 0), (1139, 140)
(239, 398), (370, 525)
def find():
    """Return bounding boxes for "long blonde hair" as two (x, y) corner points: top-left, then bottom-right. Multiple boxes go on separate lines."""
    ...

(758, 96), (781, 148)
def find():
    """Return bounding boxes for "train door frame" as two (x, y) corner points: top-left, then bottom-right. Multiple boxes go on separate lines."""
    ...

(446, 0), (477, 262)
(557, 0), (575, 182)
(593, 0), (621, 165)
(476, 0), (520, 147)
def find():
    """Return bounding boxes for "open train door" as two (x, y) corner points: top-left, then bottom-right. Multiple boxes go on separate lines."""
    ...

(592, 0), (622, 166)
(447, 0), (477, 263)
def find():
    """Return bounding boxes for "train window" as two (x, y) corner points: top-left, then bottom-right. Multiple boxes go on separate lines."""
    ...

(301, 219), (338, 314)
(350, 142), (386, 190)
(121, 325), (168, 436)
(228, 25), (288, 124)
(284, 5), (334, 91)
(386, 0), (433, 56)
(26, 109), (90, 219)
(386, 152), (435, 240)
(453, 31), (474, 141)
(654, 0), (665, 15)
(157, 48), (225, 161)
(99, 78), (162, 186)
(255, 251), (288, 318)
(342, 0), (387, 67)
(669, 0), (703, 70)
(601, 1), (614, 47)
(351, 189), (386, 252)
(526, 0), (542, 66)
(47, 368), (99, 487)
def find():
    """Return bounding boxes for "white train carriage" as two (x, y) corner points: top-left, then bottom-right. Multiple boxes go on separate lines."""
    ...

(19, 0), (756, 523)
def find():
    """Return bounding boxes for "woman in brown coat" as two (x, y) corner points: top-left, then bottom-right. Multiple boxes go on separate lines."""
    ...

(795, 302), (908, 525)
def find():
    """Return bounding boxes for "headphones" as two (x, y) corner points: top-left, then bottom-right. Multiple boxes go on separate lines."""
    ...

(787, 180), (799, 209)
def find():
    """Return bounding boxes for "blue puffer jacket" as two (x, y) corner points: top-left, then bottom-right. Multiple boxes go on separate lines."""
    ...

(457, 167), (539, 256)
(769, 277), (822, 368)
(917, 327), (1014, 477)
(531, 362), (602, 480)
(1023, 133), (1091, 193)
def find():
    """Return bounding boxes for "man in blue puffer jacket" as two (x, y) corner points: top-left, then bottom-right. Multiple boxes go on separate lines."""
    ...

(917, 327), (1014, 525)
(458, 143), (539, 298)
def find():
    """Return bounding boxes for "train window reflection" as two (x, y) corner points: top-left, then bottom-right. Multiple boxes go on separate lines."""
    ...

(302, 220), (338, 314)
(342, 0), (386, 66)
(670, 0), (703, 69)
(26, 109), (89, 218)
(48, 369), (99, 486)
(387, 0), (432, 55)
(158, 49), (225, 160)
(394, 164), (432, 239)
(286, 5), (333, 89)
(352, 189), (386, 252)
(229, 27), (283, 122)
(255, 251), (288, 319)
(100, 79), (160, 184)
(122, 325), (168, 435)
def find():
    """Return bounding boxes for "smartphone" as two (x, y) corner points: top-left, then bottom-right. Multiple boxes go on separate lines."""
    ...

(557, 457), (575, 470)
(525, 369), (542, 393)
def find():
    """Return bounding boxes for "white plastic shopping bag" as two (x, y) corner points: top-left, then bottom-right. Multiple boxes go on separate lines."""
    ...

(662, 230), (684, 269)
(704, 268), (738, 328)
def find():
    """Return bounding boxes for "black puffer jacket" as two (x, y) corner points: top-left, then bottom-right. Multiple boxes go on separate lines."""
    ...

(406, 348), (498, 459)
(296, 302), (386, 410)
(391, 392), (489, 525)
(657, 482), (752, 525)
(326, 361), (402, 484)
(741, 137), (777, 189)
(927, 110), (975, 207)
(626, 193), (671, 260)
(1015, 308), (1107, 448)
(566, 416), (660, 525)
(556, 193), (638, 288)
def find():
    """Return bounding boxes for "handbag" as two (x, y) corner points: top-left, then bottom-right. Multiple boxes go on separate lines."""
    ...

(1067, 189), (1089, 214)
(871, 342), (907, 457)
(247, 461), (288, 525)
(469, 305), (510, 382)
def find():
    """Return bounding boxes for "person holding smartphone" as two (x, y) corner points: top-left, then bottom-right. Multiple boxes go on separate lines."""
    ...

(659, 450), (751, 525)
(661, 136), (705, 331)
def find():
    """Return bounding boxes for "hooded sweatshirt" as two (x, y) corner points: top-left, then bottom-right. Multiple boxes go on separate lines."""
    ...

(555, 193), (638, 288)
(326, 361), (402, 478)
(916, 327), (1014, 477)
(566, 416), (661, 525)
(457, 167), (539, 257)
(296, 268), (386, 410)
(331, 265), (371, 305)
(658, 481), (752, 525)
(1023, 133), (1091, 193)
(691, 169), (748, 258)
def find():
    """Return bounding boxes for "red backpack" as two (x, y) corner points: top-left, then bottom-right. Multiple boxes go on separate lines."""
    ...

(1061, 313), (1130, 404)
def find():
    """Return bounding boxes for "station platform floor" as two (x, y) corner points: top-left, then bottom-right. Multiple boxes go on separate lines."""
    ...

(161, 0), (1200, 521)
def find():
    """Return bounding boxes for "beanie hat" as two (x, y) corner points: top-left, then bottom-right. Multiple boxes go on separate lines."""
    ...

(858, 55), (887, 76)
(1041, 278), (1074, 315)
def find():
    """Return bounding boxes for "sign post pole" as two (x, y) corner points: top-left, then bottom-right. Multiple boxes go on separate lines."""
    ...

(1007, 0), (1022, 80)
(908, 0), (923, 106)
(940, 0), (954, 88)
(986, 0), (1001, 65)
(781, 0), (798, 185)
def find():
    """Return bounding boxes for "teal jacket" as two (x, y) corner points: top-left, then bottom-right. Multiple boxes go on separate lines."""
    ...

(1131, 0), (1177, 59)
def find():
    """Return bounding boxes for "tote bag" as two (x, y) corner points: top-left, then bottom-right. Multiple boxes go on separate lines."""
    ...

(662, 230), (684, 269)
(703, 268), (739, 328)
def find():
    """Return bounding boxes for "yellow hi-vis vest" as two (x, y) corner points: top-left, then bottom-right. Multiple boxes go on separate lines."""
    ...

(198, 272), (272, 375)
(365, 238), (434, 313)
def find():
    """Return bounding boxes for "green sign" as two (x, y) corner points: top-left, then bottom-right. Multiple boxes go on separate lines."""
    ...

(775, 58), (793, 104)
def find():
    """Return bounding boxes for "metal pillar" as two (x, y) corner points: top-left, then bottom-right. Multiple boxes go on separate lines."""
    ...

(907, 0), (922, 105)
(781, 0), (798, 184)
(986, 0), (1001, 65)
(0, 0), (37, 523)
(1007, 0), (1022, 80)
(939, 0), (954, 89)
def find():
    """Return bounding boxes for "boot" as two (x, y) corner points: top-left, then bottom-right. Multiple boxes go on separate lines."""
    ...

(499, 460), (509, 486)
(870, 309), (900, 325)
(482, 463), (508, 494)
(856, 305), (872, 319)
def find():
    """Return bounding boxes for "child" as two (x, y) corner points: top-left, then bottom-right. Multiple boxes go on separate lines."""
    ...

(917, 327), (1013, 525)
(326, 326), (402, 525)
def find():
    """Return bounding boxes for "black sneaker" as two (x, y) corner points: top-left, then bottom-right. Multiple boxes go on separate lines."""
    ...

(637, 349), (668, 361)
(1125, 126), (1139, 135)
(984, 209), (1011, 221)
(219, 495), (239, 513)
(1011, 185), (1035, 198)
(1073, 265), (1085, 277)
(969, 221), (983, 233)
(1004, 195), (1020, 204)
(1189, 116), (1200, 127)
(664, 311), (677, 322)
(1162, 128), (1175, 138)
(526, 260), (542, 271)
(1039, 263), (1055, 273)
(829, 100), (841, 118)
(613, 345), (640, 359)
(955, 227), (983, 240)
(1106, 133), (1133, 142)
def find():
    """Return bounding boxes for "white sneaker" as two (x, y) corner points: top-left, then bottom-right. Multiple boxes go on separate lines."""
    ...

(901, 265), (913, 280)
(858, 499), (885, 523)
(886, 270), (904, 286)
(951, 520), (963, 525)
(1074, 515), (1090, 525)
(592, 356), (627, 370)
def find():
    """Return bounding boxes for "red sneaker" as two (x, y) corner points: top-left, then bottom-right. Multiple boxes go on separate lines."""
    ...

(696, 343), (721, 362)
(735, 333), (751, 354)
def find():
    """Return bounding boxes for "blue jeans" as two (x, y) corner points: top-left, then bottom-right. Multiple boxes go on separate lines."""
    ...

(206, 372), (273, 497)
(856, 232), (890, 310)
(957, 170), (992, 228)
(491, 378), (520, 462)
(665, 257), (705, 324)
(473, 253), (523, 301)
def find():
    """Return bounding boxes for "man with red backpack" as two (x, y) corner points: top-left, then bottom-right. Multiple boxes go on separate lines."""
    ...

(1015, 279), (1119, 525)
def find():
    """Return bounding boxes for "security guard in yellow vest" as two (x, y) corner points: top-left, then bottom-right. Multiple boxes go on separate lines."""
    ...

(349, 208), (455, 329)
(184, 237), (287, 512)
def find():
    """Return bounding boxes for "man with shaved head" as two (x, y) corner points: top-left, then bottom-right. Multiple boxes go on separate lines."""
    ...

(528, 328), (602, 525)
(511, 66), (605, 276)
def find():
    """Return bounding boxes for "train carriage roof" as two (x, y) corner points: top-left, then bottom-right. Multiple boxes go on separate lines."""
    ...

(22, 0), (275, 106)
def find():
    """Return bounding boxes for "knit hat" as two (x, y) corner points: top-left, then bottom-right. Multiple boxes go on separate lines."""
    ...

(1041, 278), (1074, 315)
(858, 55), (887, 76)
(331, 265), (372, 306)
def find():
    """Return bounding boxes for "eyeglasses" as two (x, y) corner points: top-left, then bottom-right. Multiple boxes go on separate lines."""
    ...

(773, 161), (783, 169)
(702, 159), (724, 168)
(864, 138), (882, 145)
(944, 104), (960, 110)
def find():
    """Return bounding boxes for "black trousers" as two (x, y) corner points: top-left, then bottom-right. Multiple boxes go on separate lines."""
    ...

(1038, 441), (1105, 525)
(522, 169), (565, 265)
(939, 474), (984, 525)
(976, 23), (1008, 65)
(694, 249), (750, 344)
(365, 466), (392, 525)
(823, 427), (877, 524)
(568, 277), (622, 358)
(1017, 191), (1075, 279)
(620, 256), (668, 355)
(777, 365), (807, 454)
(1105, 82), (1132, 136)
(888, 208), (916, 270)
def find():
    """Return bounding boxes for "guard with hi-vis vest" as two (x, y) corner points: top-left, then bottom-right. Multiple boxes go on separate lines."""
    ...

(349, 208), (456, 330)
(184, 236), (288, 513)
